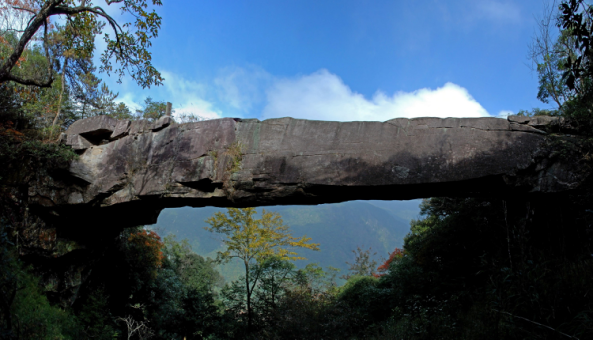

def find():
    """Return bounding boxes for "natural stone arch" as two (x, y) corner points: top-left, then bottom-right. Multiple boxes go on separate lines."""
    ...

(28, 115), (588, 242)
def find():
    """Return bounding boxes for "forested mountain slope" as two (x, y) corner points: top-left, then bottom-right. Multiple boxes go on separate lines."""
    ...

(153, 200), (420, 281)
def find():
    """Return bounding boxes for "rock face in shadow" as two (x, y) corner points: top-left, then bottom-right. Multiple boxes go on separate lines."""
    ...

(30, 115), (589, 239)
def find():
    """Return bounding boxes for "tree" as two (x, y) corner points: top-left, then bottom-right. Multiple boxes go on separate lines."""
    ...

(294, 263), (340, 293)
(558, 0), (593, 92)
(109, 102), (134, 120)
(0, 0), (164, 88)
(375, 247), (404, 277)
(46, 22), (118, 136)
(205, 207), (319, 331)
(221, 256), (295, 332)
(136, 96), (168, 122)
(251, 257), (294, 320)
(145, 236), (223, 340)
(117, 312), (154, 340)
(341, 246), (378, 280)
(162, 235), (223, 294)
(528, 0), (576, 110)
(526, 0), (593, 128)
(125, 228), (164, 281)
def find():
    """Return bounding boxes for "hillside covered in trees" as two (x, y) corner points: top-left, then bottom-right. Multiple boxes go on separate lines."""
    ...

(1, 0), (593, 339)
(154, 200), (418, 282)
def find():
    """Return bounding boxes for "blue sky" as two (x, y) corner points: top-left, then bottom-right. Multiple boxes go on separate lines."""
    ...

(100, 0), (555, 122)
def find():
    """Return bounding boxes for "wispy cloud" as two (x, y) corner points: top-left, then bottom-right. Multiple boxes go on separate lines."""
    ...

(160, 71), (221, 120)
(214, 65), (273, 112)
(496, 110), (514, 118)
(262, 69), (491, 122)
(474, 1), (521, 23)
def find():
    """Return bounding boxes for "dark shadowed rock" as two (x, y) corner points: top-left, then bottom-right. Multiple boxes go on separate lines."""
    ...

(508, 115), (531, 124)
(28, 115), (591, 239)
(152, 116), (172, 131)
(65, 134), (92, 151)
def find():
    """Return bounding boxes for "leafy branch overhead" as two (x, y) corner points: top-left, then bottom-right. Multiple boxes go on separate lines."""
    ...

(559, 0), (593, 92)
(0, 0), (164, 88)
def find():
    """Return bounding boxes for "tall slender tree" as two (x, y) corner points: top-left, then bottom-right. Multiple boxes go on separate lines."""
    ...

(205, 208), (319, 331)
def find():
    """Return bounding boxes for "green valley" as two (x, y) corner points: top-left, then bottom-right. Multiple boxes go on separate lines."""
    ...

(153, 200), (421, 282)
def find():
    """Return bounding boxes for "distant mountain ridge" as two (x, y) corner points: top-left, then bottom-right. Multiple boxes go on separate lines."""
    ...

(152, 200), (421, 282)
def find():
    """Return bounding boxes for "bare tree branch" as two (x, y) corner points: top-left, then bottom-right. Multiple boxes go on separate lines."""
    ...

(494, 309), (580, 339)
(11, 6), (36, 15)
(4, 28), (26, 33)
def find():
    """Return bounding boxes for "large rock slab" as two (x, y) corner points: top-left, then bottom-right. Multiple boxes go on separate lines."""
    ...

(28, 115), (590, 237)
(66, 115), (118, 138)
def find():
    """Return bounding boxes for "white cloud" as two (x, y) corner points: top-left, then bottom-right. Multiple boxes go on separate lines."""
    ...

(173, 104), (221, 121)
(113, 70), (222, 121)
(261, 69), (490, 122)
(111, 67), (503, 123)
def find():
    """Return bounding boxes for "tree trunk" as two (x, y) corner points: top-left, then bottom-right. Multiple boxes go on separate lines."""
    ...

(50, 58), (68, 140)
(245, 260), (252, 332)
(271, 276), (275, 310)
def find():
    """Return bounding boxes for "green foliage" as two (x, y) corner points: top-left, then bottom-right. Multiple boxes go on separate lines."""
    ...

(136, 96), (169, 122)
(155, 201), (413, 283)
(294, 263), (341, 293)
(0, 9), (162, 142)
(0, 223), (80, 340)
(139, 233), (223, 339)
(0, 132), (78, 184)
(9, 268), (79, 339)
(0, 0), (164, 88)
(225, 141), (244, 174)
(337, 275), (382, 324)
(69, 228), (225, 339)
(206, 208), (319, 332)
(70, 287), (117, 339)
(529, 1), (593, 132)
(109, 102), (135, 120)
(225, 260), (353, 339)
(247, 256), (296, 329)
(369, 196), (593, 339)
(558, 0), (593, 93)
(163, 235), (224, 293)
(515, 108), (558, 117)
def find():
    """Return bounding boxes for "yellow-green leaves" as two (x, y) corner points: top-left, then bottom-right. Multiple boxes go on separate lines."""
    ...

(205, 207), (319, 331)
(204, 208), (319, 265)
